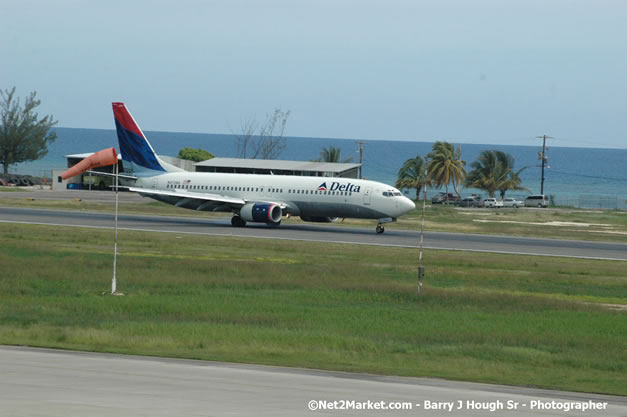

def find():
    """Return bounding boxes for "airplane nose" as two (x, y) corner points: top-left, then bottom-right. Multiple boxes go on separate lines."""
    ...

(402, 197), (416, 213)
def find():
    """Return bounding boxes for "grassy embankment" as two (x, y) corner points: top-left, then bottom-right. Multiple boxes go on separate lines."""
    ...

(1, 223), (625, 395)
(1, 194), (627, 242)
(0, 186), (26, 192)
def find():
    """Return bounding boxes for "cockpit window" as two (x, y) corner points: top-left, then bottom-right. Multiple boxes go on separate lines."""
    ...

(382, 192), (389, 197)
(393, 192), (402, 196)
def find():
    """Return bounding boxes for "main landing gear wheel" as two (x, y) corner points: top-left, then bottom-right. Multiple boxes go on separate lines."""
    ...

(231, 216), (246, 227)
(376, 224), (385, 234)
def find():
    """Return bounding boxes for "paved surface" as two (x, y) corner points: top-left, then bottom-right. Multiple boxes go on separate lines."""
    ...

(0, 206), (626, 260)
(0, 188), (146, 203)
(1, 346), (625, 417)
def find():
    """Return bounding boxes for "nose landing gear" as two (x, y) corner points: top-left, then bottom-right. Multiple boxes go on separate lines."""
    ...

(375, 217), (396, 234)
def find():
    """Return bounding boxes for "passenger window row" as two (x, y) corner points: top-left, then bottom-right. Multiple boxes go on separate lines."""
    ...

(288, 189), (352, 196)
(166, 184), (261, 192)
(165, 183), (353, 197)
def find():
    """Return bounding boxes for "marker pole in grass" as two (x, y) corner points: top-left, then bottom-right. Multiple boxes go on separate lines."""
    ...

(417, 170), (427, 295)
(112, 161), (119, 294)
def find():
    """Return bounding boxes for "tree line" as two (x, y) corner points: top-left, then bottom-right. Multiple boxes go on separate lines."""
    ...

(395, 141), (528, 200)
(0, 87), (57, 175)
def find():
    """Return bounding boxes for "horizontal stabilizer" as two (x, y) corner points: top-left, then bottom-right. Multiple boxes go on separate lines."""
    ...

(84, 170), (138, 181)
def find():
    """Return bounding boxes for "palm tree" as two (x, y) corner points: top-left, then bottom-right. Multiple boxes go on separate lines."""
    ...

(317, 146), (353, 163)
(465, 150), (529, 198)
(395, 155), (429, 200)
(426, 141), (466, 201)
(464, 150), (503, 198)
(495, 152), (529, 198)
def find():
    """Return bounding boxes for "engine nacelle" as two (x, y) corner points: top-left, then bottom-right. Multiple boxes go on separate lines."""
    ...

(300, 216), (338, 223)
(240, 203), (282, 224)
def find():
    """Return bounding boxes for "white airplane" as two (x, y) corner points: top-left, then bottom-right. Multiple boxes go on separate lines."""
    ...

(112, 102), (415, 234)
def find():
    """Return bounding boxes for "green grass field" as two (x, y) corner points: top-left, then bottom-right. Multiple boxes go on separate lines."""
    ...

(0, 186), (26, 192)
(1, 223), (625, 395)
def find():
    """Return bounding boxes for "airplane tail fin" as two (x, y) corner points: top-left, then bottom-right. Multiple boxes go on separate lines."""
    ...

(112, 102), (182, 175)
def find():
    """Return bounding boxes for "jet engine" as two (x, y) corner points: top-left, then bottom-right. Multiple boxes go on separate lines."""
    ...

(300, 216), (338, 223)
(240, 203), (282, 225)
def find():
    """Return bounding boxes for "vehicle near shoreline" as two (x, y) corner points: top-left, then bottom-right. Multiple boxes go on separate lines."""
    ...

(524, 194), (549, 208)
(459, 196), (482, 207)
(503, 197), (522, 208)
(431, 192), (460, 205)
(483, 198), (503, 208)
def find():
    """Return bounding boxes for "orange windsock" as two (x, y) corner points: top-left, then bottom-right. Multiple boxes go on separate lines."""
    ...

(61, 147), (118, 180)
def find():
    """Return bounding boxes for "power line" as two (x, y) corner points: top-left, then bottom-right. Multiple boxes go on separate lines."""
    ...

(365, 159), (398, 174)
(547, 137), (626, 149)
(546, 170), (627, 182)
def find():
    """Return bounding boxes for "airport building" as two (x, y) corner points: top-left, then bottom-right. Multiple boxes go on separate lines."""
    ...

(54, 154), (361, 190)
(195, 158), (360, 178)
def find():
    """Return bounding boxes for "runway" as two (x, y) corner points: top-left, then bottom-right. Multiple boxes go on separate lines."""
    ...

(0, 206), (626, 260)
(1, 346), (625, 417)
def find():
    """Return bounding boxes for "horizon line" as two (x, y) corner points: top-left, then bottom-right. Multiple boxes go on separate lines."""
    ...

(51, 126), (627, 151)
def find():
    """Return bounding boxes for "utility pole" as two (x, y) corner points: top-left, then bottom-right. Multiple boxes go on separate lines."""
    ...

(355, 141), (366, 179)
(536, 135), (552, 195)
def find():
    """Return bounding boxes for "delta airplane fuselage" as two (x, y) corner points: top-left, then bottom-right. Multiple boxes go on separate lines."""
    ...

(129, 172), (414, 222)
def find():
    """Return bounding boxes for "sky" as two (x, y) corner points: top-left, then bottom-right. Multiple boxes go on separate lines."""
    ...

(1, 0), (626, 149)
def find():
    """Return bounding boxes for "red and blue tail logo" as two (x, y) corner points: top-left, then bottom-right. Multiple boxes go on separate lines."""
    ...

(112, 102), (165, 172)
(317, 182), (328, 191)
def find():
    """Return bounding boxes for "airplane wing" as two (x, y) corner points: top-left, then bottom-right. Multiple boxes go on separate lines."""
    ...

(128, 186), (288, 213)
(129, 186), (245, 211)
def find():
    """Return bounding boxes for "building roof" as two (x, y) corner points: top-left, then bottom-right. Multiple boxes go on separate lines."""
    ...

(194, 158), (360, 173)
(64, 153), (191, 168)
(64, 154), (360, 175)
(65, 152), (121, 160)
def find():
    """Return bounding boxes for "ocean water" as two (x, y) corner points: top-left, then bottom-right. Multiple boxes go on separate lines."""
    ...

(11, 127), (627, 209)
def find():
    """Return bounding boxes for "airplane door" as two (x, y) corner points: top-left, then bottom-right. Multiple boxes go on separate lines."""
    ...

(152, 178), (158, 189)
(363, 187), (372, 205)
